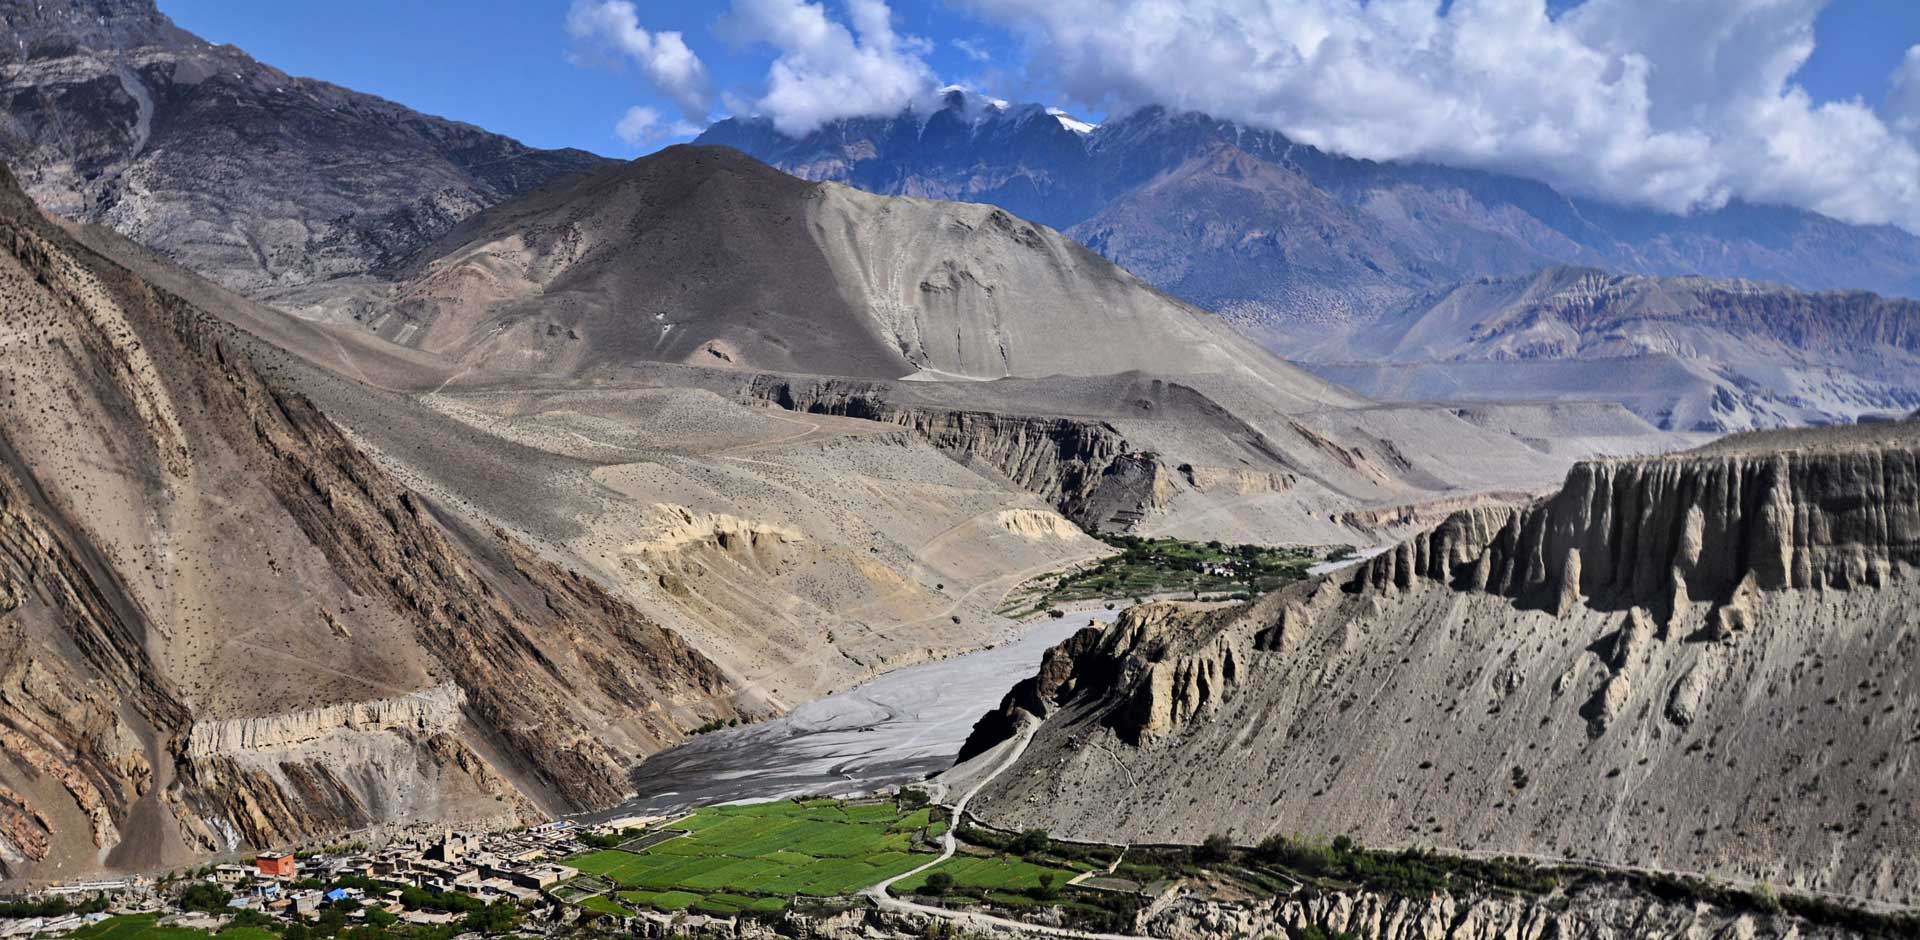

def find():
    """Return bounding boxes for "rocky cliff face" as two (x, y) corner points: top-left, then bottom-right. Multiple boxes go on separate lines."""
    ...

(0, 0), (605, 298)
(1142, 883), (1876, 940)
(0, 162), (734, 882)
(966, 425), (1920, 906)
(747, 376), (1185, 531)
(1353, 443), (1920, 606)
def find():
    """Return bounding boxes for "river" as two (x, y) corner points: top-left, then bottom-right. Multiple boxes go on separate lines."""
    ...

(582, 609), (1121, 820)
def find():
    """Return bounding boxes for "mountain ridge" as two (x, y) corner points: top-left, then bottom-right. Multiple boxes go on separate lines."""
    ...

(699, 100), (1920, 327)
(1305, 265), (1920, 431)
(0, 0), (610, 298)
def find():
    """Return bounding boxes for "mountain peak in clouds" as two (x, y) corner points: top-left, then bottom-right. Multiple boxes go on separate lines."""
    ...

(697, 99), (1920, 335)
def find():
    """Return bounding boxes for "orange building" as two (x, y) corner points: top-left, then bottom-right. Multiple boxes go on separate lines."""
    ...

(256, 852), (296, 878)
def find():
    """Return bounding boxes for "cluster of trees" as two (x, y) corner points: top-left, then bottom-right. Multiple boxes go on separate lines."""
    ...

(577, 830), (632, 849)
(178, 883), (233, 913)
(1186, 831), (1558, 897)
(0, 896), (110, 918)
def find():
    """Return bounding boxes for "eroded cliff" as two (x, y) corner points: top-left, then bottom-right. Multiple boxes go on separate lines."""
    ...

(747, 376), (1180, 530)
(966, 427), (1920, 905)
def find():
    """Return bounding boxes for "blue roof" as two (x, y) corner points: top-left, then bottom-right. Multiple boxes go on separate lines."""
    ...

(325, 889), (351, 901)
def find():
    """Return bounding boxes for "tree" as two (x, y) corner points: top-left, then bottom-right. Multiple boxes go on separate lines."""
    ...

(1013, 828), (1051, 855)
(924, 871), (955, 896)
(178, 881), (232, 913)
(1027, 872), (1059, 901)
(365, 908), (398, 928)
(227, 909), (274, 931)
(1196, 833), (1234, 865)
(1255, 834), (1334, 876)
(463, 900), (521, 934)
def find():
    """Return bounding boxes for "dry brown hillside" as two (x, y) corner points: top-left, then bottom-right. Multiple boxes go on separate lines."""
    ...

(0, 162), (733, 882)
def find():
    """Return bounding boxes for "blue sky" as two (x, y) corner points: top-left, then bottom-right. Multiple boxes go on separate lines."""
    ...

(159, 0), (1017, 154)
(158, 1), (1919, 154)
(157, 1), (1920, 230)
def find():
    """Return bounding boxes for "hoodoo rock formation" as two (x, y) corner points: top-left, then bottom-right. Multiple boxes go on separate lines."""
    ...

(964, 424), (1920, 906)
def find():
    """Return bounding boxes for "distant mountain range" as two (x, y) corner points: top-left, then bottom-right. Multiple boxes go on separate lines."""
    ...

(0, 0), (606, 298)
(1308, 266), (1920, 430)
(699, 92), (1920, 429)
(700, 92), (1920, 331)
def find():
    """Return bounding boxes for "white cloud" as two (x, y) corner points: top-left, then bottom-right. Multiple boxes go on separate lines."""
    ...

(719, 0), (937, 136)
(613, 106), (702, 147)
(566, 0), (715, 123)
(1889, 45), (1920, 142)
(963, 0), (1920, 229)
(952, 37), (994, 63)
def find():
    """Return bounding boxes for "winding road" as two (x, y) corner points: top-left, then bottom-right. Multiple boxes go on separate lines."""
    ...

(860, 717), (1158, 940)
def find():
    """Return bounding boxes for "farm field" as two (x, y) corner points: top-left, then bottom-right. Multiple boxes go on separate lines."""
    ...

(566, 798), (939, 916)
(893, 853), (1082, 894)
(1004, 535), (1333, 615)
(69, 916), (223, 940)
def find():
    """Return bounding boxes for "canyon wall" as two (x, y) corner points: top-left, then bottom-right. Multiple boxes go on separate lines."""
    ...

(746, 376), (1178, 529)
(966, 429), (1920, 905)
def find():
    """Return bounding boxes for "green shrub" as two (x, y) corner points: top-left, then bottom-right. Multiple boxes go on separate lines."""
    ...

(1256, 835), (1335, 876)
(1196, 834), (1234, 865)
(1013, 829), (1051, 855)
(180, 882), (233, 913)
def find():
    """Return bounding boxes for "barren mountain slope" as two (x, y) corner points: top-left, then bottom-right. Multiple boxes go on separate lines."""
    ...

(329, 146), (1685, 547)
(363, 145), (1354, 404)
(57, 203), (1115, 712)
(1306, 266), (1920, 431)
(0, 163), (735, 884)
(963, 423), (1920, 906)
(0, 0), (606, 298)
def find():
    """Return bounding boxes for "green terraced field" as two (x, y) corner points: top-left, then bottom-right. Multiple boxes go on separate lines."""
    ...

(568, 799), (938, 914)
(70, 916), (216, 940)
(894, 854), (1081, 893)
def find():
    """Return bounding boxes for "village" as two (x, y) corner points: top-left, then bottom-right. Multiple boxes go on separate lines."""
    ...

(0, 819), (621, 940)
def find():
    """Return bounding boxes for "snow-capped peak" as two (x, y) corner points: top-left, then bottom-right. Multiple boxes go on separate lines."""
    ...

(1046, 107), (1098, 135)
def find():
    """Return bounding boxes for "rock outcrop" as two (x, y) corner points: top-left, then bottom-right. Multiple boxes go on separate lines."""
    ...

(959, 602), (1247, 757)
(748, 376), (1176, 530)
(184, 685), (465, 758)
(1352, 442), (1920, 606)
(1144, 884), (1880, 940)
